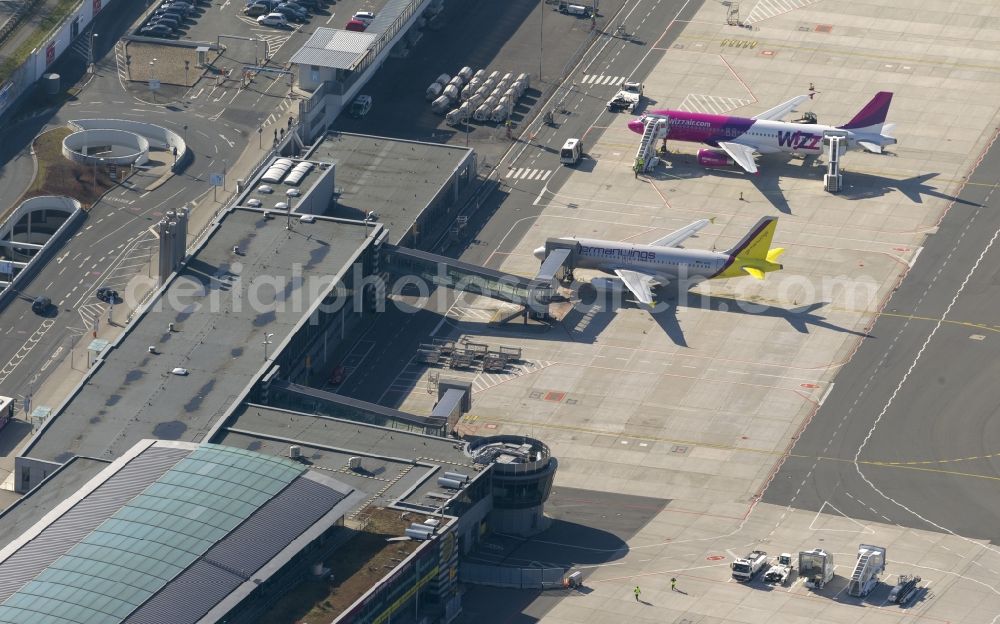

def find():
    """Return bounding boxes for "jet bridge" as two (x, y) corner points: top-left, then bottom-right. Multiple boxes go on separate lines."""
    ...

(384, 245), (555, 317)
(536, 239), (581, 283)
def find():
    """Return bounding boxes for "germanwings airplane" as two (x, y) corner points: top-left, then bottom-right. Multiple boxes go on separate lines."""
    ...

(533, 217), (783, 306)
(627, 92), (896, 174)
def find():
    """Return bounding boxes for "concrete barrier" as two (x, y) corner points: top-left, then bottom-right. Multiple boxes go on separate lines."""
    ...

(69, 119), (190, 173)
(62, 128), (150, 166)
(0, 196), (83, 312)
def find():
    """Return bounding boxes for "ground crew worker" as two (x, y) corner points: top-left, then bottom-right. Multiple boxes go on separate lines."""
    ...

(633, 161), (640, 178)
(671, 577), (677, 591)
(633, 585), (641, 601)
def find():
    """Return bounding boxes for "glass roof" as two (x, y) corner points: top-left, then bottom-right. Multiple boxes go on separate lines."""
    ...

(0, 445), (304, 624)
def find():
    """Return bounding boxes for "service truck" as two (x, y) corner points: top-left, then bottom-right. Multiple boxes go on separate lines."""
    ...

(730, 550), (768, 582)
(606, 81), (643, 113)
(763, 553), (794, 586)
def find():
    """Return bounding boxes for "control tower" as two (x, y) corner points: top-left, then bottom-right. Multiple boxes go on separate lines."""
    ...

(469, 435), (558, 536)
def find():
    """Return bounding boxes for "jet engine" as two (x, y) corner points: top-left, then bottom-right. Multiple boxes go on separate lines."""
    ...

(697, 149), (734, 168)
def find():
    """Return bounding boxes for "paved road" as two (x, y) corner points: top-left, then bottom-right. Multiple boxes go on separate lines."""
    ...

(337, 0), (704, 405)
(762, 134), (1000, 543)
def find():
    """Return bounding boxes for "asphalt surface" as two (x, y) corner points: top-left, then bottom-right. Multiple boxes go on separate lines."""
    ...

(762, 134), (1000, 544)
(0, 0), (323, 411)
(334, 0), (704, 406)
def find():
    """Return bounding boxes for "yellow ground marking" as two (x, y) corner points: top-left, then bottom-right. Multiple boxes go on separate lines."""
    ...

(481, 418), (1000, 482)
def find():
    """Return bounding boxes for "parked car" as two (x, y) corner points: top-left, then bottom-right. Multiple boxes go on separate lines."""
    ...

(293, 0), (319, 7)
(96, 287), (119, 303)
(140, 23), (174, 36)
(348, 94), (372, 118)
(31, 296), (51, 314)
(150, 14), (182, 28)
(161, 1), (194, 12)
(282, 1), (310, 13)
(243, 3), (269, 16)
(345, 18), (367, 31)
(153, 6), (187, 18)
(353, 10), (374, 24)
(158, 2), (192, 13)
(273, 4), (306, 21)
(257, 12), (288, 26)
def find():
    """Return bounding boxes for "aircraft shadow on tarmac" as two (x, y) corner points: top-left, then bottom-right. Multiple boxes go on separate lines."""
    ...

(556, 284), (868, 347)
(646, 153), (978, 215)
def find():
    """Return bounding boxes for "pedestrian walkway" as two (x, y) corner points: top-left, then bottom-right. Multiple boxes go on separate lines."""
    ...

(506, 168), (552, 181)
(581, 74), (626, 86)
(676, 93), (754, 115)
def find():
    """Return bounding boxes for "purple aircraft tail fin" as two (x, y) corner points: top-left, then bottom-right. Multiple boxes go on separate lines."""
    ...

(838, 92), (893, 130)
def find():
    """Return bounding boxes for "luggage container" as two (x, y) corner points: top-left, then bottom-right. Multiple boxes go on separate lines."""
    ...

(466, 93), (485, 109)
(442, 83), (460, 102)
(445, 109), (463, 126)
(425, 82), (443, 101)
(431, 95), (452, 114)
(473, 103), (492, 121)
(490, 104), (509, 122)
(448, 75), (465, 89)
(457, 66), (474, 82)
(434, 73), (451, 86)
(487, 70), (500, 82)
(516, 72), (530, 89)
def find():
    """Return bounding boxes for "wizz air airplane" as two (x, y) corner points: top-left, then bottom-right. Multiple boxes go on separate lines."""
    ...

(627, 92), (896, 174)
(533, 217), (783, 306)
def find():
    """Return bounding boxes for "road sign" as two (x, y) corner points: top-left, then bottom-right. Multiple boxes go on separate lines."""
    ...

(0, 261), (12, 275)
(149, 79), (160, 91)
(210, 173), (224, 187)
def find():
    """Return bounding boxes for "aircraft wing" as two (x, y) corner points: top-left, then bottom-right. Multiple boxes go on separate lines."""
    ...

(858, 141), (882, 154)
(650, 218), (713, 248)
(718, 142), (758, 173)
(752, 95), (810, 121)
(614, 269), (657, 306)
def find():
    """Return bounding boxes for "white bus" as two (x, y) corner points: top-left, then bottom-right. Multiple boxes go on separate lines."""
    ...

(0, 396), (12, 430)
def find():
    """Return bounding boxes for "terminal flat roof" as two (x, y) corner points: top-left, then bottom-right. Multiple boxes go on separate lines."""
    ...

(24, 208), (374, 465)
(290, 29), (377, 70)
(308, 133), (472, 245)
(0, 441), (363, 624)
(216, 404), (481, 510)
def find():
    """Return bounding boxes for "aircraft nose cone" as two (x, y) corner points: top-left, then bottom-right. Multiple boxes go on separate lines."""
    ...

(627, 120), (643, 134)
(533, 246), (547, 260)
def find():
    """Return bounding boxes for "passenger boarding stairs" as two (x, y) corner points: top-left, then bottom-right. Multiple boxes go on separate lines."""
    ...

(636, 117), (667, 173)
(847, 544), (886, 597)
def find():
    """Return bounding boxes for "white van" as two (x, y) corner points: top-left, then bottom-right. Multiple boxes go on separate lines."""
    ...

(560, 138), (583, 165)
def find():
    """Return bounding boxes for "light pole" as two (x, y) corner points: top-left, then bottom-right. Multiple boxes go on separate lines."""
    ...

(277, 201), (290, 230)
(222, 159), (228, 190)
(285, 189), (297, 224)
(539, 1), (543, 82)
(184, 59), (189, 86)
(258, 126), (263, 149)
(263, 333), (274, 360)
(88, 32), (98, 74)
(149, 58), (157, 103)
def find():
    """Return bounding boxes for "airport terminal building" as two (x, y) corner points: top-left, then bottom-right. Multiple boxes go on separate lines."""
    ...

(5, 124), (557, 622)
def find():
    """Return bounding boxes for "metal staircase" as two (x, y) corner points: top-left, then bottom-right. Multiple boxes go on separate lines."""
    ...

(847, 544), (886, 597)
(823, 131), (847, 193)
(635, 117), (667, 173)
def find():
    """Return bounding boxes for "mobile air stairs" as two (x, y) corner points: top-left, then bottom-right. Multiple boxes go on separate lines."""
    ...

(847, 544), (886, 597)
(823, 131), (847, 193)
(635, 116), (668, 173)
